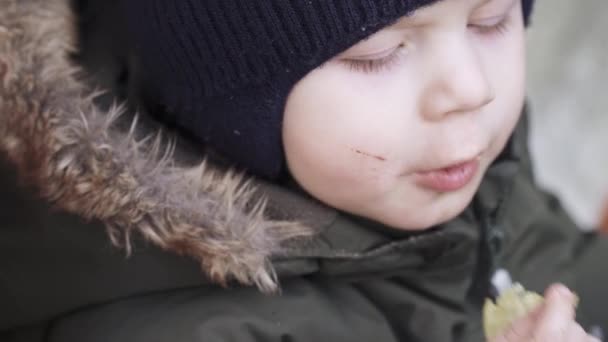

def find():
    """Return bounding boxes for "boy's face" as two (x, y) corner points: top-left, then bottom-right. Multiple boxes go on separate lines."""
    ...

(283, 0), (526, 230)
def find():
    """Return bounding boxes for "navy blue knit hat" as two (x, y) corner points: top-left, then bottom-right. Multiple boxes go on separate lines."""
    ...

(125, 0), (535, 179)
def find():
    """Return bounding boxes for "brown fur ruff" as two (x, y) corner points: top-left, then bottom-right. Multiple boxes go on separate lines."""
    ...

(0, 0), (314, 293)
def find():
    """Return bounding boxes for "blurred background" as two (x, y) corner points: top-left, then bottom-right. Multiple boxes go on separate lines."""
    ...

(526, 0), (608, 229)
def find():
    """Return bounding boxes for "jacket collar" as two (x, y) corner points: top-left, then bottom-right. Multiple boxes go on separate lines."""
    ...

(0, 0), (314, 294)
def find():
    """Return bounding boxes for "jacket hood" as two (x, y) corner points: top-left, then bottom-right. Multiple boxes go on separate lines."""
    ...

(0, 0), (318, 293)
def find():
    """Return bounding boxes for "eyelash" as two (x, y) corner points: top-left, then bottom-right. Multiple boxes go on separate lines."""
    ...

(470, 15), (511, 36)
(343, 43), (407, 74)
(343, 16), (511, 74)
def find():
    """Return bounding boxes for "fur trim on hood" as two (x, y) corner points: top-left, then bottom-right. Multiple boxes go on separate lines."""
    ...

(0, 0), (316, 293)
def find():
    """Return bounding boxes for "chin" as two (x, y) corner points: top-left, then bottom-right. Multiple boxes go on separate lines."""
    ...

(372, 208), (447, 232)
(377, 183), (480, 231)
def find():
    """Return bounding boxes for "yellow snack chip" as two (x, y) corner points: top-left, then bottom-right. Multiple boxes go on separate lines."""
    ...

(483, 283), (544, 340)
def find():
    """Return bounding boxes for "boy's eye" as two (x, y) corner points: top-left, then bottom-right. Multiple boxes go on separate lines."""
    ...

(469, 15), (511, 36)
(340, 11), (512, 75)
(341, 43), (407, 74)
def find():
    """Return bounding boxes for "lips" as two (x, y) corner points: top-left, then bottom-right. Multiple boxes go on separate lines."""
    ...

(414, 157), (481, 192)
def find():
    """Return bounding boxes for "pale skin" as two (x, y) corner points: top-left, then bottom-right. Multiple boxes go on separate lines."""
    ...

(282, 0), (597, 340)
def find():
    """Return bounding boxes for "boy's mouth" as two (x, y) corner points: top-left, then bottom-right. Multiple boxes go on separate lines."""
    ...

(413, 155), (482, 193)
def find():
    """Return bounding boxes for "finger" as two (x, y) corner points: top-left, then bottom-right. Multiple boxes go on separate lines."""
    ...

(533, 284), (577, 341)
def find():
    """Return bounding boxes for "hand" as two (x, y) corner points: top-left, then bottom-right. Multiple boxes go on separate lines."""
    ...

(491, 284), (600, 342)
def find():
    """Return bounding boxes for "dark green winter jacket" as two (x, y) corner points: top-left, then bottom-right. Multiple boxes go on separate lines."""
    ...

(1, 0), (606, 341)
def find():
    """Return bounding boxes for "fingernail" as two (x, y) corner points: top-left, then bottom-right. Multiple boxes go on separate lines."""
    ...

(551, 283), (572, 300)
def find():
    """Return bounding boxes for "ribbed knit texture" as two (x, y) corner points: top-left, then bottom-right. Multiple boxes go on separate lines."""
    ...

(125, 0), (535, 179)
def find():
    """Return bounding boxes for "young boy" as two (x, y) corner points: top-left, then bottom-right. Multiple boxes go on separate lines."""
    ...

(0, 0), (606, 341)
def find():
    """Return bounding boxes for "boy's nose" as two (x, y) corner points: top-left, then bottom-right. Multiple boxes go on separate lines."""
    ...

(420, 37), (495, 121)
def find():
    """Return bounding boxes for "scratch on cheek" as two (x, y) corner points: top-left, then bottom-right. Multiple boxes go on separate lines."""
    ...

(351, 148), (387, 162)
(0, 60), (6, 82)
